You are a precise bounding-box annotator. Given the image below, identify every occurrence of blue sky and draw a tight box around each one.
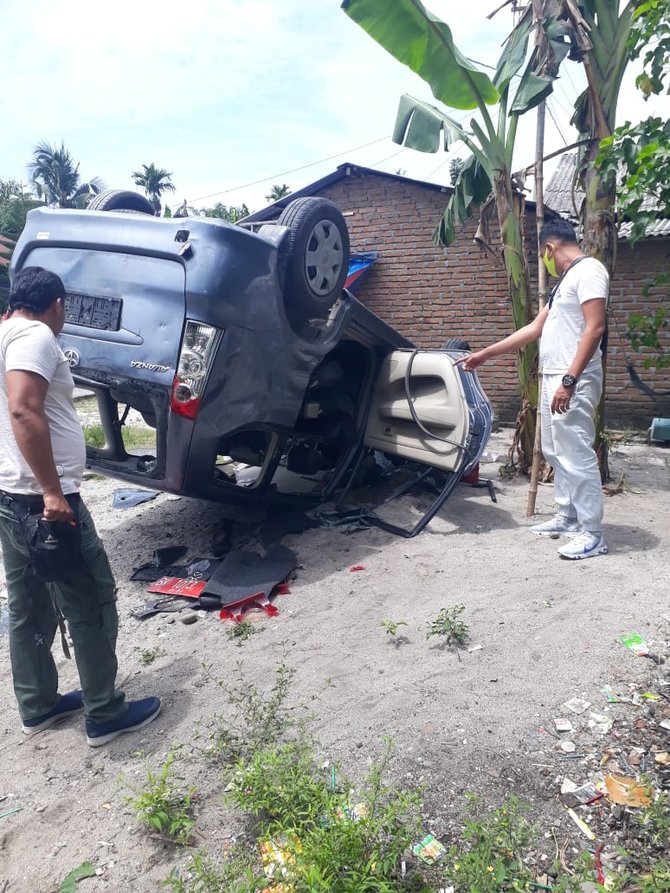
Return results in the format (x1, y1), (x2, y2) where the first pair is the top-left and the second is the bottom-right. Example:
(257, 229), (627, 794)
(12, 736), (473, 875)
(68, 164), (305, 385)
(0, 0), (666, 214)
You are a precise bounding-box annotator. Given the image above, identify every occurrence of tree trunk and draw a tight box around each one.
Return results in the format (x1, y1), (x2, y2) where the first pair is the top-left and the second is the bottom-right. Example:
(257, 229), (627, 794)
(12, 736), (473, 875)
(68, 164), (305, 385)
(580, 58), (616, 482)
(494, 172), (538, 469)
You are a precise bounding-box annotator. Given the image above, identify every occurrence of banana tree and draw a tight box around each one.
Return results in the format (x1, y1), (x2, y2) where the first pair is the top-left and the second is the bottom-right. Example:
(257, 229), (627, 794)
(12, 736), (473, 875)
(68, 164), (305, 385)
(342, 0), (572, 465)
(561, 0), (635, 269)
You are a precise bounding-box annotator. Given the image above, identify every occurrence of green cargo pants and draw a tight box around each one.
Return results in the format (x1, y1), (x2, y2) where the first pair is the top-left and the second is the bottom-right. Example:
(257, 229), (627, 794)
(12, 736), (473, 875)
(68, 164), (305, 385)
(0, 494), (126, 724)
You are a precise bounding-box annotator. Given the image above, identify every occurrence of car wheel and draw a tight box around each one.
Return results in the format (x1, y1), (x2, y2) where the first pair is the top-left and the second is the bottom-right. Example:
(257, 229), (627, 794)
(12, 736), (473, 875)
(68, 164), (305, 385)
(441, 338), (471, 351)
(87, 190), (156, 215)
(277, 197), (350, 318)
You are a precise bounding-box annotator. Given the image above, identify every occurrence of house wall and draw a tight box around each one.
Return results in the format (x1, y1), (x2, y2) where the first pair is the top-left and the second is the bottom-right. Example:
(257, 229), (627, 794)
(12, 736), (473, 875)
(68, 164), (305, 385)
(314, 170), (670, 428)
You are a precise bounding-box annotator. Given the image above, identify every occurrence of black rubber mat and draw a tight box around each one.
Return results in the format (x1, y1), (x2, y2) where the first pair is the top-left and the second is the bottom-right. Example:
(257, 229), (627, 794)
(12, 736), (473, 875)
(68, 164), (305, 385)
(202, 543), (297, 606)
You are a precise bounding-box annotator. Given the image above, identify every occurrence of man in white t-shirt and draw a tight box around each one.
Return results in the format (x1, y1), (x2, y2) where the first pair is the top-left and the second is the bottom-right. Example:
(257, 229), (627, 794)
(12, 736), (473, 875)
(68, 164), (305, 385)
(458, 219), (609, 560)
(0, 267), (161, 744)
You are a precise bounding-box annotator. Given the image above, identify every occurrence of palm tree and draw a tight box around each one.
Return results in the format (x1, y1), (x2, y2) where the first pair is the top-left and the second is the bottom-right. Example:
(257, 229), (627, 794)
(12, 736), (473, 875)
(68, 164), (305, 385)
(27, 141), (103, 208)
(265, 183), (291, 203)
(131, 163), (176, 214)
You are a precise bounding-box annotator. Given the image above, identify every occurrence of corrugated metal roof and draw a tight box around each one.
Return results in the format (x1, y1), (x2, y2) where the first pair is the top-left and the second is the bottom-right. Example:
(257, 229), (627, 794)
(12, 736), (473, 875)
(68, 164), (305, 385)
(619, 218), (670, 240)
(545, 152), (668, 239)
(544, 153), (583, 217)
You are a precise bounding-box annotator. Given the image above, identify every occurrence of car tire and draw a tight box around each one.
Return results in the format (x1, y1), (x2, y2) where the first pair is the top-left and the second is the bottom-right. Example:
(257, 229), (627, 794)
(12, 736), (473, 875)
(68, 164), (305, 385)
(277, 197), (350, 318)
(441, 338), (471, 351)
(87, 190), (156, 215)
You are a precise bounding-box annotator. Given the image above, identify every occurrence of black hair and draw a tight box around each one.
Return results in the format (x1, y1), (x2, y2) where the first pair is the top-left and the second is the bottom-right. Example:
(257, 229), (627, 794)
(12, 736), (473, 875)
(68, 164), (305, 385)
(538, 218), (578, 246)
(8, 267), (65, 313)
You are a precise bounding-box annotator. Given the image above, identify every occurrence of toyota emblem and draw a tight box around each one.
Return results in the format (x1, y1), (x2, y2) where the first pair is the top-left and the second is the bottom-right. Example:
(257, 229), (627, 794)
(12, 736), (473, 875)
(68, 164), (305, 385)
(64, 348), (80, 368)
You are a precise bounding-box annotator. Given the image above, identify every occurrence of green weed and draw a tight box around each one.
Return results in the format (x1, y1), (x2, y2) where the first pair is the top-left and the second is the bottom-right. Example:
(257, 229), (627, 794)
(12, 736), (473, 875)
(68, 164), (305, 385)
(426, 605), (469, 647)
(636, 790), (670, 851)
(139, 645), (166, 665)
(164, 848), (266, 892)
(225, 621), (260, 646)
(381, 620), (408, 637)
(124, 747), (195, 845)
(203, 662), (296, 764)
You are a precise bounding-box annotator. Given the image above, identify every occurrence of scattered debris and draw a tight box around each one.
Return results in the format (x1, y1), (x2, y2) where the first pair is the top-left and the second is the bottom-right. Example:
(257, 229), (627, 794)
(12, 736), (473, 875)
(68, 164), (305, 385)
(554, 717), (573, 733)
(349, 565), (366, 572)
(566, 807), (595, 840)
(146, 578), (206, 599)
(112, 488), (158, 509)
(59, 861), (97, 893)
(180, 613), (199, 625)
(130, 596), (193, 620)
(619, 631), (649, 656)
(0, 805), (23, 819)
(412, 833), (446, 865)
(562, 697), (591, 715)
(604, 774), (652, 807)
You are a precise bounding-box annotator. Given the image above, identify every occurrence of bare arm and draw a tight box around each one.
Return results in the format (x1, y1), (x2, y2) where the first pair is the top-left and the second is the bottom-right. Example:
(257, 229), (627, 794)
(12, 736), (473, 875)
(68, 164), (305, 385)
(6, 370), (74, 521)
(458, 305), (549, 372)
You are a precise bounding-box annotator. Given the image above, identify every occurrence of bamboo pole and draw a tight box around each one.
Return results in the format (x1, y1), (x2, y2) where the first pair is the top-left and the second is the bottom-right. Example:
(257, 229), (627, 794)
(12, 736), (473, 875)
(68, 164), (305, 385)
(526, 99), (547, 517)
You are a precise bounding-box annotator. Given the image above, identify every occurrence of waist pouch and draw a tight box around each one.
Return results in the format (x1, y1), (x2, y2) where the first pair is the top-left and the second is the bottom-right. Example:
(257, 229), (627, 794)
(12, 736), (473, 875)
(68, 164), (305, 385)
(1, 492), (82, 583)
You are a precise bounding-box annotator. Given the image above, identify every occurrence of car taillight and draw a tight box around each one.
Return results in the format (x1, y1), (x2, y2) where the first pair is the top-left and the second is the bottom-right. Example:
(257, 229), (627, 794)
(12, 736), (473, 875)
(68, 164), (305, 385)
(170, 321), (221, 420)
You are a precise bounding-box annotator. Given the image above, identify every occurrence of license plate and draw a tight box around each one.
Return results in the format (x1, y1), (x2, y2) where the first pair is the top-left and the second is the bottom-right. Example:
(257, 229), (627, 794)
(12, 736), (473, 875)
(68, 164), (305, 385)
(65, 292), (122, 331)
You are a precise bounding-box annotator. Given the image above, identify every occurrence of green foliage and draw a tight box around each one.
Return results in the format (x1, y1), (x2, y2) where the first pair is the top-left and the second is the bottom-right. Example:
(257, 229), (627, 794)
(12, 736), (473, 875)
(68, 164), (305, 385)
(28, 141), (103, 208)
(343, 0), (499, 111)
(203, 662), (296, 763)
(200, 202), (249, 223)
(426, 605), (469, 647)
(381, 619), (407, 637)
(226, 737), (423, 892)
(225, 621), (260, 646)
(132, 163), (176, 213)
(124, 747), (195, 845)
(265, 183), (291, 203)
(140, 645), (167, 665)
(598, 116), (670, 244)
(636, 790), (670, 850)
(440, 796), (537, 892)
(595, 0), (670, 367)
(165, 848), (266, 892)
(59, 861), (97, 893)
(630, 0), (670, 98)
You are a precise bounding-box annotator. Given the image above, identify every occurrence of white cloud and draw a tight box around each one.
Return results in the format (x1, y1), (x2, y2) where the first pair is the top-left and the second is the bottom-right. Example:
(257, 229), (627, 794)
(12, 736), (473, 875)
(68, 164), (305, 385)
(1, 0), (667, 214)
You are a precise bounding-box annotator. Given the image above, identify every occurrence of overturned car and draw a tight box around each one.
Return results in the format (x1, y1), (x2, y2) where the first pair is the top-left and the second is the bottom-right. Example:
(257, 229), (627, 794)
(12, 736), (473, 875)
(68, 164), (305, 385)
(11, 190), (493, 536)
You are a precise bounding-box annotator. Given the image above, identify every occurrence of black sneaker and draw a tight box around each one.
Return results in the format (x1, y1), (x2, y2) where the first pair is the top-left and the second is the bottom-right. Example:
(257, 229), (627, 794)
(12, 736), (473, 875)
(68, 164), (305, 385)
(22, 690), (84, 734)
(85, 697), (161, 748)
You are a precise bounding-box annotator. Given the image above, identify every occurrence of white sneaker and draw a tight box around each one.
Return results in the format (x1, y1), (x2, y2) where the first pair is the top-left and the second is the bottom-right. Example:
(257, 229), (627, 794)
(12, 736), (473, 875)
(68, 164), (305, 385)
(529, 516), (580, 537)
(558, 531), (608, 560)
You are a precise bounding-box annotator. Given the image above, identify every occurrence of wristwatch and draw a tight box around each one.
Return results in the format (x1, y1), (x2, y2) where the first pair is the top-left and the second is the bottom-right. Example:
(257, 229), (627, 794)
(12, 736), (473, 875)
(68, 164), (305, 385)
(562, 374), (577, 389)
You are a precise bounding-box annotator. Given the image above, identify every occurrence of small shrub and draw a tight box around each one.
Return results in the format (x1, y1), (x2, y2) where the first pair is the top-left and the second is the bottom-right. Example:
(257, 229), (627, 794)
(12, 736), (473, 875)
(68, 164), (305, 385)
(226, 621), (260, 646)
(125, 747), (195, 845)
(426, 605), (469, 647)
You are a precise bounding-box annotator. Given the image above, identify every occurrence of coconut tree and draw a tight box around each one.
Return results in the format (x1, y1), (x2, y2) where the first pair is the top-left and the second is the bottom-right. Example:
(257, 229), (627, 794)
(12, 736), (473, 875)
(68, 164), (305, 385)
(265, 183), (292, 203)
(28, 142), (103, 208)
(131, 163), (176, 214)
(342, 0), (572, 464)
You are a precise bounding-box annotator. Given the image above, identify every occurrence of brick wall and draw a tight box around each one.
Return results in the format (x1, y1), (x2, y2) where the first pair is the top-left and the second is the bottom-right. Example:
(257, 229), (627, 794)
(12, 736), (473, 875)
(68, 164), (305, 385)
(315, 170), (670, 428)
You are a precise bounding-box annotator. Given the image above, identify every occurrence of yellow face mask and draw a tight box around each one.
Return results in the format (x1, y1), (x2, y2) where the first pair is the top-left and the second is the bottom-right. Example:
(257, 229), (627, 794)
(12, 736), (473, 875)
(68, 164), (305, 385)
(542, 246), (558, 279)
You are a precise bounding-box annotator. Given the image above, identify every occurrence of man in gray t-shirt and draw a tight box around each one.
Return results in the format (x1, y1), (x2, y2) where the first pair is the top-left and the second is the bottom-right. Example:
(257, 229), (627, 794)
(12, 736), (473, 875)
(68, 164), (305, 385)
(458, 219), (609, 561)
(0, 267), (160, 745)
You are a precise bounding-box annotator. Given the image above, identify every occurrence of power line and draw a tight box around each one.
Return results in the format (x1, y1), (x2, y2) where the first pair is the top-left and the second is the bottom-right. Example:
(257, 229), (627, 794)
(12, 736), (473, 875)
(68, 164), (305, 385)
(546, 98), (569, 145)
(173, 135), (391, 208)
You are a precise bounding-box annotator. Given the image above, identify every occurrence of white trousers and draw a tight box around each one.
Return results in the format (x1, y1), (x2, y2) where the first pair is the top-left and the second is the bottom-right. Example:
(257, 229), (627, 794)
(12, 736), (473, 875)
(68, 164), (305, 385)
(540, 370), (604, 533)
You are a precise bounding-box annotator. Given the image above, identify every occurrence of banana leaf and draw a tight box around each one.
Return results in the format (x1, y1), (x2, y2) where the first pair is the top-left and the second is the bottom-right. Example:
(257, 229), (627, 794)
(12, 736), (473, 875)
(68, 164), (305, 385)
(433, 153), (493, 247)
(342, 0), (498, 110)
(392, 94), (467, 153)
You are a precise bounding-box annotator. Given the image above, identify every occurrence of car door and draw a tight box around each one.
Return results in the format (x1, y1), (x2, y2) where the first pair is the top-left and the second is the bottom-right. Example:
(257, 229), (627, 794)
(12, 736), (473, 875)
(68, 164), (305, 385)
(364, 349), (471, 472)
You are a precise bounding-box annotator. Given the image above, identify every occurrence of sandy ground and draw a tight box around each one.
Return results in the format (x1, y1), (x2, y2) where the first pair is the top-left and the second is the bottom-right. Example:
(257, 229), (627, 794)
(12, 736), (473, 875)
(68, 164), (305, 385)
(0, 431), (668, 892)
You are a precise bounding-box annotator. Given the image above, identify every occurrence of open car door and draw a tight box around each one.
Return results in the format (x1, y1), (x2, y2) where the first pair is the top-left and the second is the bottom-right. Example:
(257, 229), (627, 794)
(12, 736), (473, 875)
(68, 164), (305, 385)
(361, 348), (493, 537)
(365, 349), (472, 471)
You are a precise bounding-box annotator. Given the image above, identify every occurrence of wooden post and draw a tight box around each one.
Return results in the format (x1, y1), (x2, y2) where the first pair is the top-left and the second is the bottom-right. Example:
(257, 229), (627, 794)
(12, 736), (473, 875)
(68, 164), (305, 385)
(527, 99), (547, 517)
